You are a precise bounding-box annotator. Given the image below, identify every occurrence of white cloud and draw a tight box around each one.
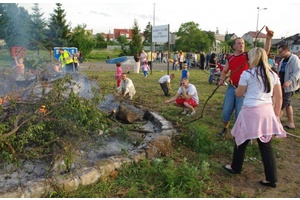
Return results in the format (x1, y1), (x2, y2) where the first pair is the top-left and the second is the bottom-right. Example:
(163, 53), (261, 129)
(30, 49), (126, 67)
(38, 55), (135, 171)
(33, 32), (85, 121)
(17, 1), (300, 38)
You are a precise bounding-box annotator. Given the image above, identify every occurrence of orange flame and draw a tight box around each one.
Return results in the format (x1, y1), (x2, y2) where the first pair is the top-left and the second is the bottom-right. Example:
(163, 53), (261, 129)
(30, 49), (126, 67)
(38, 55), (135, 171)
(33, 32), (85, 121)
(39, 105), (47, 114)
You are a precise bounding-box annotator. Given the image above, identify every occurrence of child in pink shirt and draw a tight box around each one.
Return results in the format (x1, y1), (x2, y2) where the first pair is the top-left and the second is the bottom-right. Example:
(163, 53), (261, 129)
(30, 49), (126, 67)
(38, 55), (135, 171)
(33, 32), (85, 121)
(126, 65), (130, 74)
(141, 60), (150, 78)
(115, 61), (122, 87)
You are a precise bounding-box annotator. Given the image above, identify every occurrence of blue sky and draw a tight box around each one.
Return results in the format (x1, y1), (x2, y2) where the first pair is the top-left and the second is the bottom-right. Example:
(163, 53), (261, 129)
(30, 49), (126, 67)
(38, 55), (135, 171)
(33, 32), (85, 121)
(17, 0), (300, 39)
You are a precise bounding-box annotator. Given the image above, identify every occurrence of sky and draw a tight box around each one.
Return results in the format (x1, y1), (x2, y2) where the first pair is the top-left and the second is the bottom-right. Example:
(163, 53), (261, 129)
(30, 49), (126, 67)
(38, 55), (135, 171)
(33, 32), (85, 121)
(17, 0), (300, 39)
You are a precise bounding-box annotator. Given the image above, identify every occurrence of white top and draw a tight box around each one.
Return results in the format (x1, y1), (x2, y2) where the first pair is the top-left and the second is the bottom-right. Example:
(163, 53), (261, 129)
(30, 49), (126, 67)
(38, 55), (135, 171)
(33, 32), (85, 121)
(117, 78), (136, 97)
(239, 67), (280, 107)
(193, 54), (197, 60)
(158, 75), (170, 84)
(140, 52), (147, 62)
(177, 83), (199, 104)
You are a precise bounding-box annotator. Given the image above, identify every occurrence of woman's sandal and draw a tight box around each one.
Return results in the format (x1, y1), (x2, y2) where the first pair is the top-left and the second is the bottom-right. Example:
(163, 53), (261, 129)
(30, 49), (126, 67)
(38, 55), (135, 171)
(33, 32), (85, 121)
(222, 165), (237, 174)
(259, 180), (276, 188)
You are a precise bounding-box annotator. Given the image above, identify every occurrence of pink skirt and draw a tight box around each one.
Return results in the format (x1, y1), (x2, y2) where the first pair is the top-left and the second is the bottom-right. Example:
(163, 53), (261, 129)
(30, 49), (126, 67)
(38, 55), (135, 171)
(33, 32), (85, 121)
(231, 103), (286, 146)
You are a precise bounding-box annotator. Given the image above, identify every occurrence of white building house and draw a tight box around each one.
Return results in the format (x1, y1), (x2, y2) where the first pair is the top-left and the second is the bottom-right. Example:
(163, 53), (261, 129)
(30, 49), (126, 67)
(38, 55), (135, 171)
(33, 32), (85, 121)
(242, 31), (267, 47)
(275, 33), (300, 54)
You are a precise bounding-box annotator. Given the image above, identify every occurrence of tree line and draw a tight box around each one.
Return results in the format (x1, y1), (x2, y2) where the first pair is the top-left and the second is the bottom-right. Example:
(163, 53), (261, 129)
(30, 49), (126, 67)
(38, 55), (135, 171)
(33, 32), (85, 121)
(0, 3), (251, 59)
(0, 3), (95, 58)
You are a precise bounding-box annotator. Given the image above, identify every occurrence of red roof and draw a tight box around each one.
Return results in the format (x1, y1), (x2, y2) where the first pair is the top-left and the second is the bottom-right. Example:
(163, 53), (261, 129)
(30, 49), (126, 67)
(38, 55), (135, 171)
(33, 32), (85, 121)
(246, 31), (267, 38)
(114, 29), (133, 39)
(101, 33), (113, 38)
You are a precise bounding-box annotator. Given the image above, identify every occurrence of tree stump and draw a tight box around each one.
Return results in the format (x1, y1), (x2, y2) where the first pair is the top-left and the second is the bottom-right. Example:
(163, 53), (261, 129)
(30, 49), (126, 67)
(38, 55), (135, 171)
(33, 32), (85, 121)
(117, 105), (142, 123)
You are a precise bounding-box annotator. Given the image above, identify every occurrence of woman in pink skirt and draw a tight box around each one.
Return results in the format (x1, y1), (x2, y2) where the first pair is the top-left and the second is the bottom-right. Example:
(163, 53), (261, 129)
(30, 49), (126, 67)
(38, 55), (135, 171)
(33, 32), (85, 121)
(222, 47), (286, 188)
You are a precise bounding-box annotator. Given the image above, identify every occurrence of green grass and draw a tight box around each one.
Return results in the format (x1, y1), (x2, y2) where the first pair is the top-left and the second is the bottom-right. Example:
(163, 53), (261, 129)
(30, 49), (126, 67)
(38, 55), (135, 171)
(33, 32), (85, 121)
(1, 45), (298, 197)
(74, 69), (300, 197)
(48, 69), (243, 197)
(86, 49), (122, 62)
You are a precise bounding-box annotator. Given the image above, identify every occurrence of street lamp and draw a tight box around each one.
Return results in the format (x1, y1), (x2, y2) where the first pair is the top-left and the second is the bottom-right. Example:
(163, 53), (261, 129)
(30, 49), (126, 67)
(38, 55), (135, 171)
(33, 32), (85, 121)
(256, 7), (267, 37)
(153, 3), (155, 52)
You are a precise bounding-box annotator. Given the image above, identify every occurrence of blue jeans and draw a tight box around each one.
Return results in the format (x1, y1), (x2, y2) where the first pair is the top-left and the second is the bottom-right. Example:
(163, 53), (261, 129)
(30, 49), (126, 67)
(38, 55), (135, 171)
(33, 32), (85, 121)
(208, 68), (215, 83)
(143, 70), (147, 77)
(186, 59), (191, 69)
(222, 85), (244, 122)
(159, 57), (161, 63)
(172, 60), (178, 70)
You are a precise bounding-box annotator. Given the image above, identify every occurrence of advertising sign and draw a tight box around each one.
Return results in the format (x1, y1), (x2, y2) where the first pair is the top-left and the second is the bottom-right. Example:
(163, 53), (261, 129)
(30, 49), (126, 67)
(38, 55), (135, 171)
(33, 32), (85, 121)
(152, 25), (169, 43)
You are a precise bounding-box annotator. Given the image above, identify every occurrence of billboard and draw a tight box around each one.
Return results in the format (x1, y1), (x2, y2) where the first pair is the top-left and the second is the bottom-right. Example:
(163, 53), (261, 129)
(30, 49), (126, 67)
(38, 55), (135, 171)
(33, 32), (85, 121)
(152, 25), (169, 43)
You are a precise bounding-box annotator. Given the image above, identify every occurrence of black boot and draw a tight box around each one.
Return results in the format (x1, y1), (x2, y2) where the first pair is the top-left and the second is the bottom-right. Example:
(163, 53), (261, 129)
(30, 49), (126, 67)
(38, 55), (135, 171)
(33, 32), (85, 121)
(217, 128), (228, 137)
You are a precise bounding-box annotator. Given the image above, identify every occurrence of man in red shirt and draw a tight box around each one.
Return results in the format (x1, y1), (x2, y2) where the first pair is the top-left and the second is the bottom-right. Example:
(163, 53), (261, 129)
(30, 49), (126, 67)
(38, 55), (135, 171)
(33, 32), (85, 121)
(217, 27), (274, 137)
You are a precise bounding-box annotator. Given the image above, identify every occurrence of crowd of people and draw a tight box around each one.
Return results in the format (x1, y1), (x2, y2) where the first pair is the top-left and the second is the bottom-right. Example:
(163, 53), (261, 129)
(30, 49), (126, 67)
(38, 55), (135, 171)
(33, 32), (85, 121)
(113, 26), (300, 189)
(11, 26), (300, 189)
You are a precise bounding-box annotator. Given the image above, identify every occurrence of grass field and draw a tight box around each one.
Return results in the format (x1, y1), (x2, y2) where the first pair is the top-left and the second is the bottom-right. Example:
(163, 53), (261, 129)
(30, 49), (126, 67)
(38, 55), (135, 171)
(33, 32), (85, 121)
(47, 68), (300, 198)
(0, 48), (299, 197)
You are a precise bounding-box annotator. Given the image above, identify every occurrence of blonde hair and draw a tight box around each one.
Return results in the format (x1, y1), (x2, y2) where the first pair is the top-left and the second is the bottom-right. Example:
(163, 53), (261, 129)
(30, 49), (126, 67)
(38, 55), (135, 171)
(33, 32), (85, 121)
(183, 64), (187, 69)
(248, 47), (272, 93)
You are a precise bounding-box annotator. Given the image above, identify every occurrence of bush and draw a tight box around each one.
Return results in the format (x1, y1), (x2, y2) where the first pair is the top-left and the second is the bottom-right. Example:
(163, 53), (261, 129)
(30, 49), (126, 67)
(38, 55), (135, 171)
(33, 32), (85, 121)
(0, 74), (110, 166)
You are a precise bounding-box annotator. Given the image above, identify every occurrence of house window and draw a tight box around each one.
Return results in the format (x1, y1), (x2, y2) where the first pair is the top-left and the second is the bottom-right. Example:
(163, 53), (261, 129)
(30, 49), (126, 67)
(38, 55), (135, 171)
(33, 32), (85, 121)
(297, 47), (299, 50)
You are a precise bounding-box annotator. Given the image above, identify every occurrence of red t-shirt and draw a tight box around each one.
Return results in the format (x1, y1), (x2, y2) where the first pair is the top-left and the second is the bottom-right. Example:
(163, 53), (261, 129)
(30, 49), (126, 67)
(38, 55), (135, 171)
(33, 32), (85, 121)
(228, 52), (249, 85)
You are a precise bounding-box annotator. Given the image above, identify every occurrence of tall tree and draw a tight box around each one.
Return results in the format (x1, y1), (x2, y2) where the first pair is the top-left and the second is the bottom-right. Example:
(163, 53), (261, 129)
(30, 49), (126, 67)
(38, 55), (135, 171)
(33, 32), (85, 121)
(30, 3), (47, 43)
(47, 3), (71, 49)
(0, 3), (32, 49)
(143, 22), (152, 45)
(117, 35), (128, 46)
(175, 21), (216, 53)
(129, 19), (142, 55)
(95, 33), (106, 49)
(106, 34), (110, 42)
(0, 4), (7, 39)
(70, 24), (95, 58)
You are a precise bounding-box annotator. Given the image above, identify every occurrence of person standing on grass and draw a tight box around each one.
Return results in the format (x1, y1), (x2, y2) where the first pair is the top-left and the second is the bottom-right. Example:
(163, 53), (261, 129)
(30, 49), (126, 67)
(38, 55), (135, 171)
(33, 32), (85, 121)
(158, 51), (162, 63)
(79, 51), (83, 63)
(164, 78), (199, 117)
(73, 53), (79, 72)
(172, 50), (179, 70)
(153, 51), (157, 63)
(200, 51), (205, 70)
(181, 64), (189, 86)
(147, 51), (154, 71)
(106, 53), (110, 63)
(141, 60), (150, 78)
(222, 47), (286, 188)
(205, 51), (211, 70)
(192, 52), (197, 68)
(277, 44), (300, 129)
(179, 51), (185, 70)
(158, 74), (175, 96)
(162, 52), (167, 63)
(140, 49), (147, 66)
(217, 26), (274, 137)
(134, 52), (140, 73)
(208, 53), (217, 84)
(115, 61), (122, 87)
(185, 50), (192, 70)
(59, 48), (74, 73)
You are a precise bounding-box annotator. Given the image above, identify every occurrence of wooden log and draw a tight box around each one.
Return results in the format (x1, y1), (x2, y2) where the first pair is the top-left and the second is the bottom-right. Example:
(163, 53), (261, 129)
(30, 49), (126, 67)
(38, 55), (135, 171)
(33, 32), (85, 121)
(117, 105), (141, 124)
